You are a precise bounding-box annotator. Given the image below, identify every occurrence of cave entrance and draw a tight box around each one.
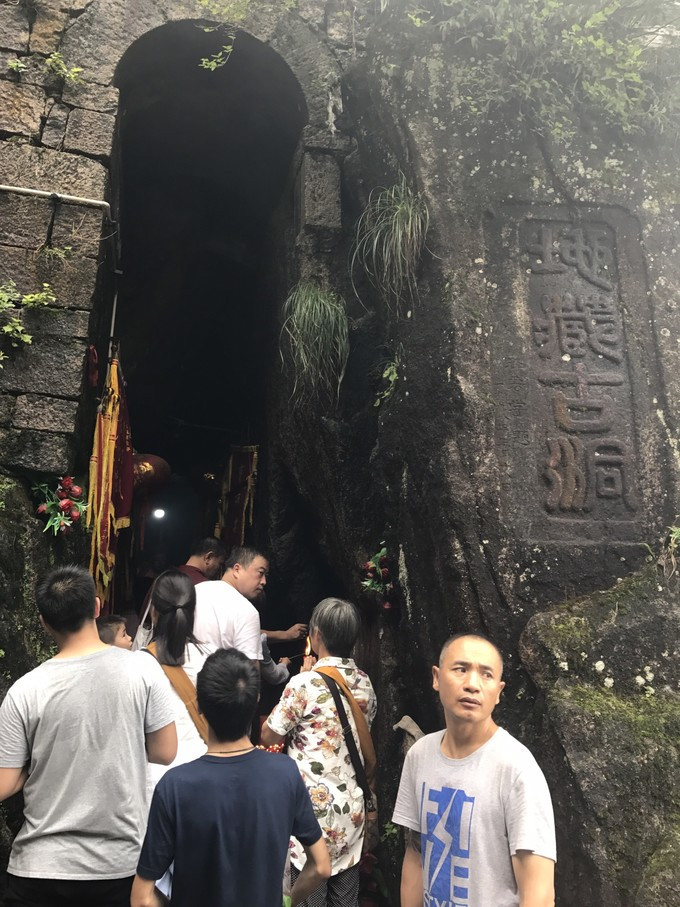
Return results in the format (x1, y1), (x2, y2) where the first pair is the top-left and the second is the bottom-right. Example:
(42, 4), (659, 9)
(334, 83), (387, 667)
(112, 22), (307, 618)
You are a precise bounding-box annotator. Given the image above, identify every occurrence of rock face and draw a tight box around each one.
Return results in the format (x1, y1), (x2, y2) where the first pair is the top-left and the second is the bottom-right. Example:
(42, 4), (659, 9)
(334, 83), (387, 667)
(1, 1), (680, 904)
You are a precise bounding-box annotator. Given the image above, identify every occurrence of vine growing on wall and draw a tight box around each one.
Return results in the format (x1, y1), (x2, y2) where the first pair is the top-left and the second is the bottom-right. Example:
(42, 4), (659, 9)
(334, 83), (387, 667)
(196, 0), (297, 22)
(0, 281), (55, 369)
(403, 0), (680, 146)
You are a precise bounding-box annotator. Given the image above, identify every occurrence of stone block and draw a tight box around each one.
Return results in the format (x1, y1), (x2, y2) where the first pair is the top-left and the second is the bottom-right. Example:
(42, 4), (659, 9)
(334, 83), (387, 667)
(0, 393), (15, 426)
(51, 205), (106, 259)
(22, 306), (90, 340)
(61, 80), (118, 114)
(0, 54), (51, 89)
(0, 334), (86, 399)
(29, 4), (68, 55)
(64, 108), (115, 160)
(302, 152), (342, 230)
(0, 6), (29, 53)
(0, 142), (107, 200)
(60, 0), (165, 86)
(0, 194), (52, 249)
(0, 81), (45, 137)
(0, 245), (99, 311)
(0, 426), (74, 473)
(41, 101), (70, 150)
(12, 394), (78, 432)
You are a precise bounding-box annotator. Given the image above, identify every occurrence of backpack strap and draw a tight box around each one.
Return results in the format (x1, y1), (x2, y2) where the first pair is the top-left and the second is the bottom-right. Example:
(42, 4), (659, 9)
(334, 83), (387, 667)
(315, 667), (376, 802)
(146, 642), (209, 745)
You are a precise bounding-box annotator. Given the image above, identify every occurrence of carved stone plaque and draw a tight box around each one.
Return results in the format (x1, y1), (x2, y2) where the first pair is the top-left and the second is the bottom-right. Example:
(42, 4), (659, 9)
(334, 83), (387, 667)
(488, 207), (649, 542)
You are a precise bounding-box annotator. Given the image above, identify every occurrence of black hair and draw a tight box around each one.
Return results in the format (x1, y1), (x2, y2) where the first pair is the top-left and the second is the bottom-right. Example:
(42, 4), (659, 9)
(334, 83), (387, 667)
(197, 648), (260, 742)
(96, 614), (126, 645)
(150, 569), (198, 666)
(309, 597), (360, 658)
(188, 537), (227, 559)
(36, 565), (97, 634)
(438, 633), (504, 673)
(224, 546), (268, 571)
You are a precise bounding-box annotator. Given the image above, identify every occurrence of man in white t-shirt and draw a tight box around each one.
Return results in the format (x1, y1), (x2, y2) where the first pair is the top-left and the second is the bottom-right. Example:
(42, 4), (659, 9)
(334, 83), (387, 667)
(0, 565), (177, 907)
(193, 547), (269, 662)
(393, 634), (556, 907)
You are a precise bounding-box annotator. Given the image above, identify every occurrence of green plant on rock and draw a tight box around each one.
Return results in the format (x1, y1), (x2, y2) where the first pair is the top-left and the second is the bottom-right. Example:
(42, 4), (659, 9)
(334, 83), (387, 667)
(36, 245), (73, 268)
(199, 39), (235, 70)
(44, 52), (83, 85)
(280, 281), (349, 407)
(196, 0), (297, 22)
(405, 0), (680, 147)
(0, 280), (56, 368)
(658, 525), (680, 582)
(374, 352), (400, 407)
(7, 58), (27, 74)
(352, 174), (429, 313)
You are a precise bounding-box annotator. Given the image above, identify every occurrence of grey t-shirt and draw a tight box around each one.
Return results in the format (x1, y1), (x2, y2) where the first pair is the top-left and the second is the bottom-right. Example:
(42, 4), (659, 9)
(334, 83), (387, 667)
(0, 647), (175, 880)
(393, 727), (556, 907)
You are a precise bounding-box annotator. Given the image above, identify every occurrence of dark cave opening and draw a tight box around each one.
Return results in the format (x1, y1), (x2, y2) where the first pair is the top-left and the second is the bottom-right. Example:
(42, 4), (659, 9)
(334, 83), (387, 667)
(111, 21), (318, 625)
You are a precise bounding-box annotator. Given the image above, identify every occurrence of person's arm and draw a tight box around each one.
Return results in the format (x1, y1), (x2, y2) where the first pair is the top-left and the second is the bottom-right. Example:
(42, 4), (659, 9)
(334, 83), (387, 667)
(264, 623), (308, 642)
(130, 876), (164, 907)
(290, 837), (331, 906)
(511, 851), (555, 907)
(0, 766), (27, 802)
(260, 722), (286, 748)
(401, 828), (423, 907)
(145, 722), (177, 765)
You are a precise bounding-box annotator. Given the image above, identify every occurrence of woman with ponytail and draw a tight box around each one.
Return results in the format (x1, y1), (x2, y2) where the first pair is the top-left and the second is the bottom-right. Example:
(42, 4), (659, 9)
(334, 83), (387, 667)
(145, 569), (214, 795)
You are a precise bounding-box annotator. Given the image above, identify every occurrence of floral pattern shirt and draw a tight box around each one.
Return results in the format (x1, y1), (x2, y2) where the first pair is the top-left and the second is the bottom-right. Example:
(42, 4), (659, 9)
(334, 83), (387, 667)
(266, 656), (377, 873)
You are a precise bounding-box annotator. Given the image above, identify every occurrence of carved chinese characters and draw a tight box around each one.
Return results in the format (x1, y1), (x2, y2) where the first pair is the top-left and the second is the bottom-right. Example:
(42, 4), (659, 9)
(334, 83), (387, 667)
(492, 212), (641, 541)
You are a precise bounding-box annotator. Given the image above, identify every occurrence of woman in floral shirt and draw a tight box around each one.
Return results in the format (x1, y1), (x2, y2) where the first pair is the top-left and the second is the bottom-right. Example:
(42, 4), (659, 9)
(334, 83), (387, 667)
(262, 598), (377, 907)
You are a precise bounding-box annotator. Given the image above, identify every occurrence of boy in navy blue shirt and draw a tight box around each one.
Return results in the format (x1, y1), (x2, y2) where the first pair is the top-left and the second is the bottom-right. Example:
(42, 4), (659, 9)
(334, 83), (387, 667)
(131, 648), (330, 907)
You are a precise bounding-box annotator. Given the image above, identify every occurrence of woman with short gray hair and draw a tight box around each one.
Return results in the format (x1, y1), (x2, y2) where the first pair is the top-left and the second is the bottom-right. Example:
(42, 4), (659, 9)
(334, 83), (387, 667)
(262, 598), (377, 907)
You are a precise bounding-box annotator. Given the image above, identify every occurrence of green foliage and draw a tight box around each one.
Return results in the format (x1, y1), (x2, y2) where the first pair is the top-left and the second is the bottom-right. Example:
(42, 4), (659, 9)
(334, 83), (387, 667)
(7, 58), (27, 74)
(280, 281), (349, 407)
(407, 0), (680, 144)
(352, 174), (429, 313)
(37, 245), (73, 267)
(44, 52), (83, 84)
(196, 0), (297, 22)
(0, 281), (56, 368)
(658, 525), (680, 582)
(199, 41), (234, 70)
(374, 353), (400, 407)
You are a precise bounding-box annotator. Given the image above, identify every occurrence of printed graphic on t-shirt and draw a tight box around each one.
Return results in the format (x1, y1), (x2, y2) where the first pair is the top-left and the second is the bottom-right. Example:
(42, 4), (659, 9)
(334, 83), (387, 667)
(419, 782), (475, 907)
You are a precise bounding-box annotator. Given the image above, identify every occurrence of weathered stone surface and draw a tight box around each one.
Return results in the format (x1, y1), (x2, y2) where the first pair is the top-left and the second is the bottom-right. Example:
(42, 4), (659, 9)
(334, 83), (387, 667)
(0, 394), (15, 426)
(0, 244), (100, 310)
(302, 152), (342, 229)
(0, 81), (45, 137)
(0, 426), (74, 473)
(0, 476), (55, 873)
(41, 100), (70, 150)
(51, 204), (106, 259)
(0, 143), (107, 200)
(61, 79), (119, 114)
(0, 334), (86, 399)
(22, 306), (90, 340)
(0, 194), (52, 249)
(12, 394), (79, 432)
(60, 0), (165, 86)
(522, 566), (680, 905)
(64, 108), (115, 159)
(29, 2), (69, 55)
(0, 53), (51, 89)
(0, 6), (29, 53)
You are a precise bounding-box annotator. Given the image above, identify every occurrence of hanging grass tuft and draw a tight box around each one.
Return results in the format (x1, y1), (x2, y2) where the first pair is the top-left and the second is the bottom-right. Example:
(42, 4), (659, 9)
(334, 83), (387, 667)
(352, 173), (429, 313)
(280, 281), (349, 407)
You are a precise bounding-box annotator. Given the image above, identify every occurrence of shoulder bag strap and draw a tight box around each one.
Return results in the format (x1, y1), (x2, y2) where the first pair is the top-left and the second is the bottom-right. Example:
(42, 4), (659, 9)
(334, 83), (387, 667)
(317, 672), (372, 803)
(145, 642), (210, 745)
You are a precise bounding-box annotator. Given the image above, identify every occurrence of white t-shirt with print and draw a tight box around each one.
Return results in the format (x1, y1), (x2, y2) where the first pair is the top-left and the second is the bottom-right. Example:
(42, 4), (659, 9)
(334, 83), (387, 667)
(393, 728), (556, 907)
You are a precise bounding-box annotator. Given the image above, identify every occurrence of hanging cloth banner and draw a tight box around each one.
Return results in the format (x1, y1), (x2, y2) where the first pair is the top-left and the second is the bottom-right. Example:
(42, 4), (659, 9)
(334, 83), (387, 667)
(215, 445), (258, 550)
(86, 356), (134, 612)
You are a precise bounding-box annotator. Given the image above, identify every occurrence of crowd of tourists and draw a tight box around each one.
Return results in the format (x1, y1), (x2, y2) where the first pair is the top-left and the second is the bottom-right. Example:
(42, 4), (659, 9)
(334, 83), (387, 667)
(0, 539), (556, 907)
